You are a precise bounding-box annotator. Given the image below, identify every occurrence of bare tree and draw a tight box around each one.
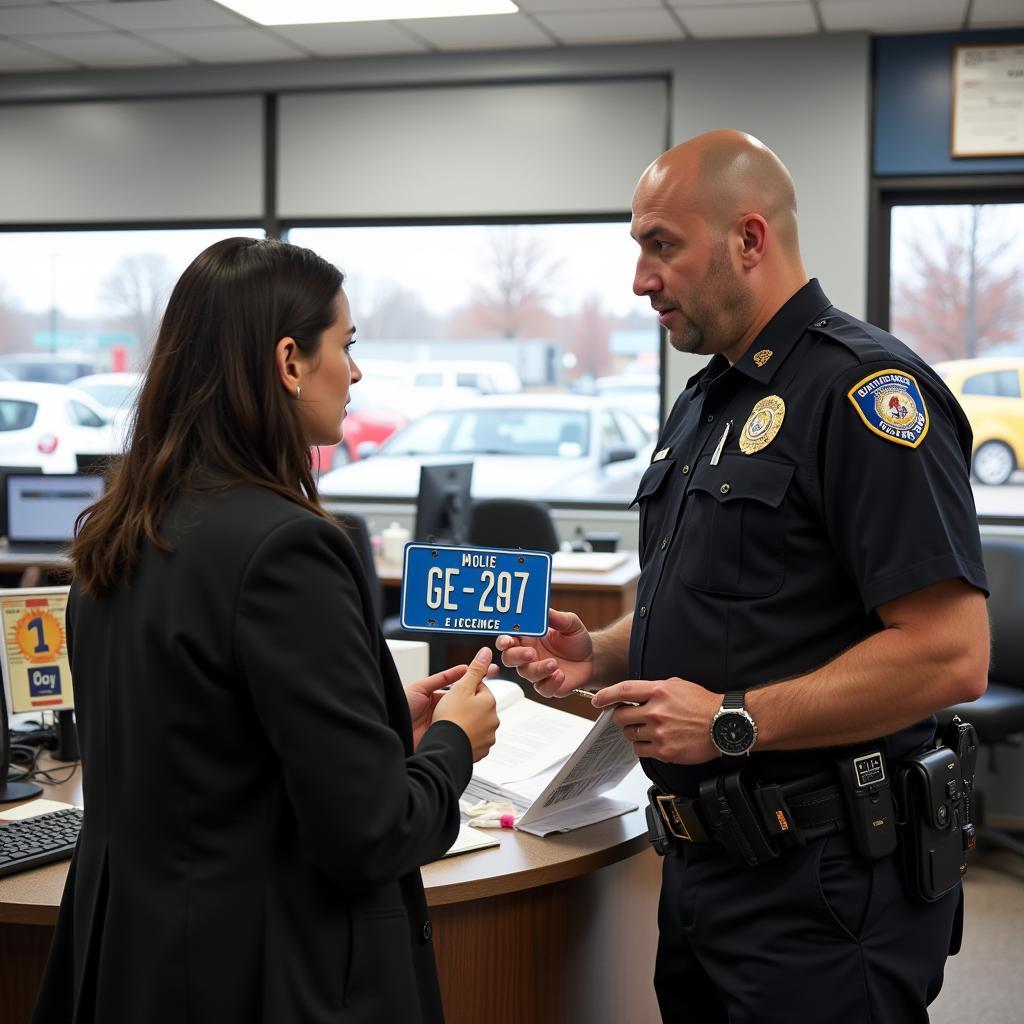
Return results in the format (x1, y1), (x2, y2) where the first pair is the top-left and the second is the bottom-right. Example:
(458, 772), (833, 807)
(99, 252), (175, 357)
(449, 228), (561, 339)
(891, 206), (1024, 362)
(350, 280), (439, 340)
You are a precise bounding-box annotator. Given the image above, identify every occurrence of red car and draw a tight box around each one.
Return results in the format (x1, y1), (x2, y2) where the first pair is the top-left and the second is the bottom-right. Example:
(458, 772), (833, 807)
(312, 388), (407, 472)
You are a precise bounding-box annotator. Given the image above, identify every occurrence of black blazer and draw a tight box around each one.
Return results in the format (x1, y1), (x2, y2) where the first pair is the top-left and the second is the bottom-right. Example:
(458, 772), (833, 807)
(33, 485), (471, 1024)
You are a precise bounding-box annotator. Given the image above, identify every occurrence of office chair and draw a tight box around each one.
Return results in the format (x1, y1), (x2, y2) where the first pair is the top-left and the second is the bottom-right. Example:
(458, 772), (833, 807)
(335, 511), (453, 673)
(937, 537), (1024, 859)
(468, 498), (560, 554)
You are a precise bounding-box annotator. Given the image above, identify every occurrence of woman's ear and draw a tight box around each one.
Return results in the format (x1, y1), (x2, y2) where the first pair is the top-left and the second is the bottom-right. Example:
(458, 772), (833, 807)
(275, 336), (301, 398)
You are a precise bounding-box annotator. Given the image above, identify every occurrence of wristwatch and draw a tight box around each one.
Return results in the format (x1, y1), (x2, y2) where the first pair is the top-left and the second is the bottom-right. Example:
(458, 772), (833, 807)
(710, 690), (757, 756)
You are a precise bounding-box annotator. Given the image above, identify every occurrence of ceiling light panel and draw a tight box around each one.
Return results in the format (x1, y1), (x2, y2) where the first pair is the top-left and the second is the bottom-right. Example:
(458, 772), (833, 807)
(212, 0), (518, 25)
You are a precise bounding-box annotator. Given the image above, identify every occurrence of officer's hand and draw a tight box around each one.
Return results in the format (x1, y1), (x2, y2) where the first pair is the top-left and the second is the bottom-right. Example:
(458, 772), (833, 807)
(592, 677), (720, 764)
(495, 608), (594, 698)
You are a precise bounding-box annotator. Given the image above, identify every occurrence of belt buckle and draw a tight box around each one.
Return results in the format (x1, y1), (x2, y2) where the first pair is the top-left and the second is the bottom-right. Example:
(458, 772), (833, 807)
(656, 794), (692, 842)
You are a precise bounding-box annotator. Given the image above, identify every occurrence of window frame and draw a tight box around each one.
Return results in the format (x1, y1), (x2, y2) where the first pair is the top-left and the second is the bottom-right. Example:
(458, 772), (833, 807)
(868, 174), (1024, 526)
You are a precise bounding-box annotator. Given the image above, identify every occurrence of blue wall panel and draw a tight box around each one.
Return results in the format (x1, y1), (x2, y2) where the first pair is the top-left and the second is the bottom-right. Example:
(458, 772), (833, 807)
(875, 28), (1024, 176)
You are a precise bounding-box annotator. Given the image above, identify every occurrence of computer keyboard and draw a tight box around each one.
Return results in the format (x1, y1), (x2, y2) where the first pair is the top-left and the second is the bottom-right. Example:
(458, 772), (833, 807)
(0, 807), (82, 878)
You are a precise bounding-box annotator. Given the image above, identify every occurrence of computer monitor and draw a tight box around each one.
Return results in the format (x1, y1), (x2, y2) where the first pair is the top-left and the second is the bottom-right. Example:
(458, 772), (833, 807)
(0, 466), (42, 540)
(0, 585), (74, 800)
(414, 462), (473, 545)
(4, 473), (105, 548)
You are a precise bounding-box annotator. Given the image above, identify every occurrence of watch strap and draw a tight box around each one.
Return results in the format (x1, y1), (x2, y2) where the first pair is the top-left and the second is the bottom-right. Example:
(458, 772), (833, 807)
(721, 690), (745, 711)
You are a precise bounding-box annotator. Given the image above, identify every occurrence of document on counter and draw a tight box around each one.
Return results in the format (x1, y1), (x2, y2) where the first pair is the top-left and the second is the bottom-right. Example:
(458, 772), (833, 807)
(443, 823), (500, 858)
(465, 680), (639, 837)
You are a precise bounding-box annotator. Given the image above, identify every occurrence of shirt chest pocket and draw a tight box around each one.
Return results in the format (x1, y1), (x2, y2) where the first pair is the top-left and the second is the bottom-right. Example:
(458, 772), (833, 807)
(630, 458), (676, 562)
(679, 454), (796, 597)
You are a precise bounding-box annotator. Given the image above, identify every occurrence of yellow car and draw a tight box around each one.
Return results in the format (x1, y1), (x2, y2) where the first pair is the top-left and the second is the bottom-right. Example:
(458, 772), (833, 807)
(933, 358), (1024, 486)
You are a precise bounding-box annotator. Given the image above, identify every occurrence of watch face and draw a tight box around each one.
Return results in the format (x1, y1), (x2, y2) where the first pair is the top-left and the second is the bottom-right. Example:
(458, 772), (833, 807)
(712, 712), (755, 755)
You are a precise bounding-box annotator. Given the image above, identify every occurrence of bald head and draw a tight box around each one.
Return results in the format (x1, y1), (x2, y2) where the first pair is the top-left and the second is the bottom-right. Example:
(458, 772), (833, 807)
(636, 130), (800, 258)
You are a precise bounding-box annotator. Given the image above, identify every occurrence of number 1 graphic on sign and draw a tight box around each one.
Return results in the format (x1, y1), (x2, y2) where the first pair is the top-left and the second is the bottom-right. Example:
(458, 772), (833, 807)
(27, 616), (50, 654)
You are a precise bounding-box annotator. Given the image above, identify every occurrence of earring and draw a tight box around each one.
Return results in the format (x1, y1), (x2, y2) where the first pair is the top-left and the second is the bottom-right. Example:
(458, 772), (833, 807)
(295, 385), (301, 400)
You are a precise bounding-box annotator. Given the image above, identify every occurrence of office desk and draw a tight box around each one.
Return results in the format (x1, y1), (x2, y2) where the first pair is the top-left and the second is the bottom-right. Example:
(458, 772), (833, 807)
(0, 763), (661, 1024)
(0, 545), (71, 576)
(376, 551), (641, 633)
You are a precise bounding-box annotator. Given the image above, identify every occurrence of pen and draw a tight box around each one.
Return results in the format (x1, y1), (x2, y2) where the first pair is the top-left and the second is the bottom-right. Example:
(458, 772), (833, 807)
(571, 688), (641, 707)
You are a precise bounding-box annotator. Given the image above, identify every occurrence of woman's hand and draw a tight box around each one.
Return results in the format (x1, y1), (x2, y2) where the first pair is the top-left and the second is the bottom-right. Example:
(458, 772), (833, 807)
(433, 647), (501, 762)
(406, 654), (499, 750)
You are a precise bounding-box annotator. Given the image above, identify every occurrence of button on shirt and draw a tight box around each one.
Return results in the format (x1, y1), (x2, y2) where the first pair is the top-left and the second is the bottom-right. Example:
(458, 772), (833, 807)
(629, 279), (988, 797)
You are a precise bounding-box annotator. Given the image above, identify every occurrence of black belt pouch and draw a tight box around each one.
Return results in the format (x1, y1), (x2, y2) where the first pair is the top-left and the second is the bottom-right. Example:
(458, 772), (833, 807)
(896, 747), (966, 902)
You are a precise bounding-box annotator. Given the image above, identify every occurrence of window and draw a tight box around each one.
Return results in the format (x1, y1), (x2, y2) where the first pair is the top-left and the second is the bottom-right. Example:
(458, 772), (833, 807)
(889, 202), (1024, 506)
(67, 401), (106, 429)
(288, 222), (659, 504)
(0, 228), (264, 375)
(962, 370), (1021, 398)
(0, 400), (36, 432)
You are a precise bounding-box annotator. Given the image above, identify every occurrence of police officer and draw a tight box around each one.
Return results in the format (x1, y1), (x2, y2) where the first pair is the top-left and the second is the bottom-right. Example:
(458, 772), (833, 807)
(497, 130), (990, 1023)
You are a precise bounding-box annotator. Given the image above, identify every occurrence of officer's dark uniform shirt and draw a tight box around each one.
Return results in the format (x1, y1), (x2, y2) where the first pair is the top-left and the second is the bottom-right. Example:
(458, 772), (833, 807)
(630, 279), (988, 798)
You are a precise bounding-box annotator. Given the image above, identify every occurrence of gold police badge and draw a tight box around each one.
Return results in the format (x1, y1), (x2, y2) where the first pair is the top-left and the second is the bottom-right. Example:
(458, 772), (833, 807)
(740, 395), (786, 454)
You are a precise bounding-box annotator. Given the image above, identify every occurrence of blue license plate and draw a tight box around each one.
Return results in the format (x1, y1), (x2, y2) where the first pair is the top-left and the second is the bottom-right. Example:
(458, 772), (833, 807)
(400, 543), (552, 637)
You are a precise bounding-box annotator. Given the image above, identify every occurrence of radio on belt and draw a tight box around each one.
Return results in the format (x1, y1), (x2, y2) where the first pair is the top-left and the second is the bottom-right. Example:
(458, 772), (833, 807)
(399, 543), (552, 637)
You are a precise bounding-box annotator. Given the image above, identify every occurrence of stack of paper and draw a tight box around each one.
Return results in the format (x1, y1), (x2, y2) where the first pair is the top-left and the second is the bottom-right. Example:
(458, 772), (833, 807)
(466, 681), (639, 836)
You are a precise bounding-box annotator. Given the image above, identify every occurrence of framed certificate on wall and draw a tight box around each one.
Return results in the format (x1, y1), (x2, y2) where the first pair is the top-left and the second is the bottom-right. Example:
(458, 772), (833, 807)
(952, 43), (1024, 158)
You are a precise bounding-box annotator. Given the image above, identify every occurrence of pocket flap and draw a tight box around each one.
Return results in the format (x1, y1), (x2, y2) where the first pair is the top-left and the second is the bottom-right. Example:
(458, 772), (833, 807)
(689, 454), (795, 509)
(629, 457), (676, 508)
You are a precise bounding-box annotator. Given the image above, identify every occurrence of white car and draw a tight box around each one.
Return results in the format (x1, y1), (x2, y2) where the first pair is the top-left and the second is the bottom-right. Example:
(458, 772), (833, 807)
(0, 381), (120, 473)
(70, 372), (143, 447)
(318, 394), (654, 503)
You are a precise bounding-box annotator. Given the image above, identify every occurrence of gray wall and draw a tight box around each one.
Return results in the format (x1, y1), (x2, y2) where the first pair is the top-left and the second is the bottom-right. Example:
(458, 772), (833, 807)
(0, 96), (263, 223)
(279, 78), (668, 218)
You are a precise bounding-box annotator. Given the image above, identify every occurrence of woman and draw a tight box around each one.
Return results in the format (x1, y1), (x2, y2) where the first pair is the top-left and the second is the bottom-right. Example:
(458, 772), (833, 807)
(33, 237), (499, 1024)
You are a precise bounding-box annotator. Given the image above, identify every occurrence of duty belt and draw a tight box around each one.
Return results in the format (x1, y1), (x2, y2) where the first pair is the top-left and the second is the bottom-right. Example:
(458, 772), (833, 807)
(647, 769), (846, 867)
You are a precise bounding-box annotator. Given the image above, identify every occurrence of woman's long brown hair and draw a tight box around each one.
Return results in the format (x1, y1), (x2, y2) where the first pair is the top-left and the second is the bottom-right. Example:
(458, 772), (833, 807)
(72, 236), (343, 597)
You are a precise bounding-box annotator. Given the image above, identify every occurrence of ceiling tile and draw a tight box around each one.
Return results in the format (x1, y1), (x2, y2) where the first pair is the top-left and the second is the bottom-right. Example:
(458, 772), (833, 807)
(0, 3), (110, 35)
(673, 2), (816, 38)
(400, 12), (554, 49)
(140, 26), (309, 63)
(671, 0), (814, 5)
(515, 0), (649, 11)
(62, 0), (250, 31)
(271, 21), (428, 56)
(0, 36), (76, 69)
(969, 0), (1024, 27)
(537, 8), (684, 44)
(819, 0), (966, 33)
(21, 31), (188, 66)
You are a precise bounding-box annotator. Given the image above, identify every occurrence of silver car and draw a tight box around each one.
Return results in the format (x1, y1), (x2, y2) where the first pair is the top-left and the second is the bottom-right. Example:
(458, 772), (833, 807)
(318, 394), (654, 503)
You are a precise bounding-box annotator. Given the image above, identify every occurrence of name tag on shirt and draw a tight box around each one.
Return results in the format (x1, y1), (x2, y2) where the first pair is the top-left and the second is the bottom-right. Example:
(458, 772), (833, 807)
(400, 543), (551, 636)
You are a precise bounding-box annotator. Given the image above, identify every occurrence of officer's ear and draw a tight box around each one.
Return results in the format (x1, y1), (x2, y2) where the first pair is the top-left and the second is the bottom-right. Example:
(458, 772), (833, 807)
(735, 214), (768, 269)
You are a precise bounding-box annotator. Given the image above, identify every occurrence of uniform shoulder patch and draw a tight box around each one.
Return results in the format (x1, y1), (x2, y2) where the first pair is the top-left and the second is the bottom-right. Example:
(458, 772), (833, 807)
(846, 368), (929, 449)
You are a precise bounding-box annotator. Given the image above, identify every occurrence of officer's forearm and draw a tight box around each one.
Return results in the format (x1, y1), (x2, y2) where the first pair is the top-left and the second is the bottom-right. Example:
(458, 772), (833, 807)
(589, 612), (634, 686)
(745, 579), (989, 751)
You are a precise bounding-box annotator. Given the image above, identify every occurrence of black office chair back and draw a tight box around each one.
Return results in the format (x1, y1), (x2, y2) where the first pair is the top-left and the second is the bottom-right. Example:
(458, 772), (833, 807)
(468, 498), (559, 553)
(982, 538), (1024, 689)
(335, 511), (384, 620)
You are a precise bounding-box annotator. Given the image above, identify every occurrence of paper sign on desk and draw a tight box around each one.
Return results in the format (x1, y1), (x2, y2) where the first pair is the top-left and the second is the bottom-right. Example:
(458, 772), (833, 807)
(465, 681), (639, 837)
(0, 587), (73, 712)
